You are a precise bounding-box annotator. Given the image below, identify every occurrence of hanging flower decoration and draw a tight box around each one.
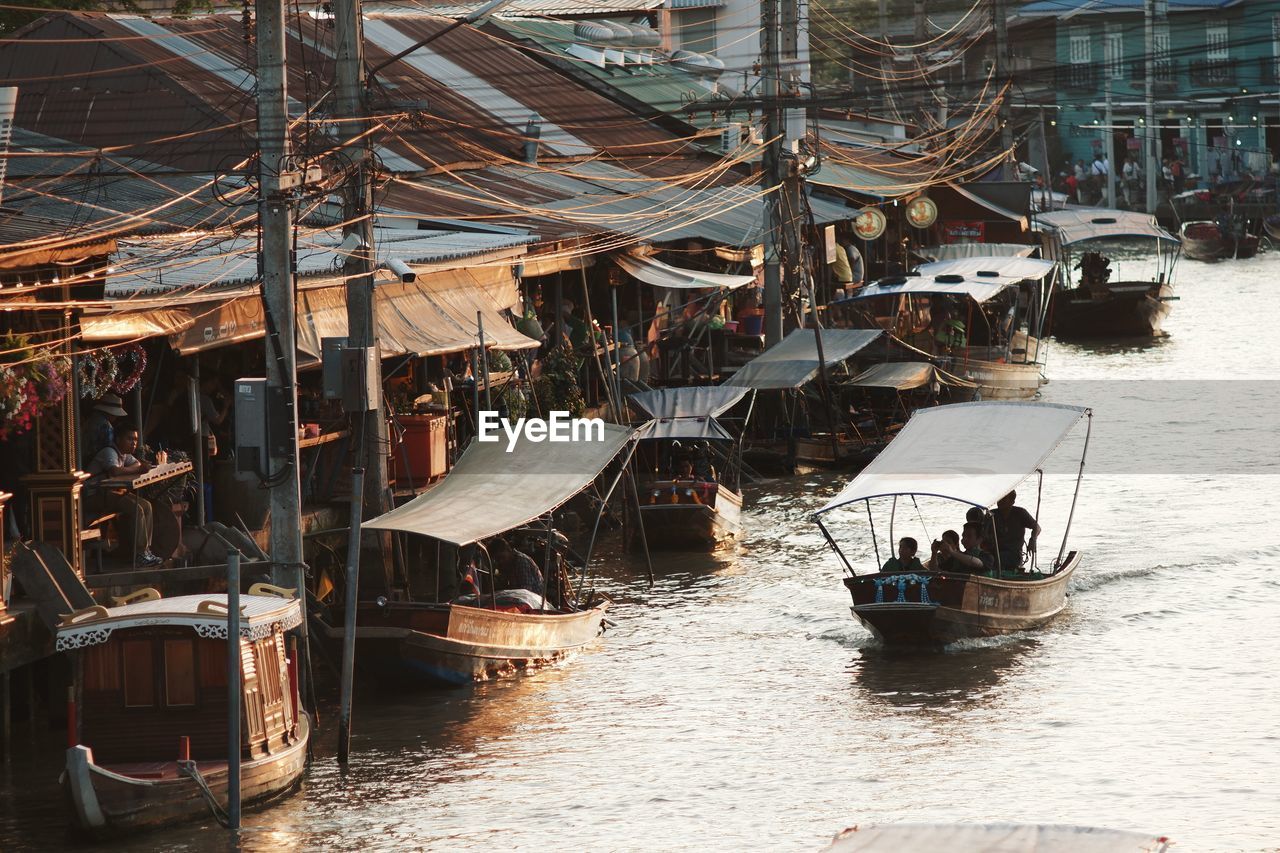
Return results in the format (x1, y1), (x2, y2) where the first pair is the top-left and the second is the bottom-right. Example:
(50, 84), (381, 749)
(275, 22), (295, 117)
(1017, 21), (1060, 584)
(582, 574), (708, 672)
(109, 343), (147, 395)
(0, 334), (72, 440)
(78, 349), (118, 400)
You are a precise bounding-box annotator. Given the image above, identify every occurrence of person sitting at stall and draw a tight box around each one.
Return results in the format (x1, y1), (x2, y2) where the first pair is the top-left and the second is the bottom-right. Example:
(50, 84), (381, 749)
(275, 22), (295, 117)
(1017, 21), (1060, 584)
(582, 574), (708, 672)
(881, 537), (924, 573)
(932, 308), (967, 353)
(992, 490), (1040, 574)
(82, 393), (127, 468)
(86, 424), (163, 568)
(489, 537), (544, 595)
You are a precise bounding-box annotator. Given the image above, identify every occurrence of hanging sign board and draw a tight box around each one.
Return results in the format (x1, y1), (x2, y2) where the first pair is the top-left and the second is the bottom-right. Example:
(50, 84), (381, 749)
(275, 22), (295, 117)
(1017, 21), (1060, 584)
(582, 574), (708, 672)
(943, 220), (985, 243)
(853, 208), (887, 241)
(824, 224), (837, 264)
(906, 197), (938, 229)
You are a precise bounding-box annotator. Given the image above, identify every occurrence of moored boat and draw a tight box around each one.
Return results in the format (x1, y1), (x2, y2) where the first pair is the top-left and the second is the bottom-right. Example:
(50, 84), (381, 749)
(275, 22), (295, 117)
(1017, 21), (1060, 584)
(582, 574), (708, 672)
(57, 588), (308, 837)
(823, 822), (1170, 852)
(1037, 209), (1179, 339)
(812, 401), (1091, 647)
(1180, 219), (1259, 261)
(336, 423), (636, 687)
(1264, 213), (1280, 241)
(852, 255), (1057, 399)
(628, 386), (751, 551)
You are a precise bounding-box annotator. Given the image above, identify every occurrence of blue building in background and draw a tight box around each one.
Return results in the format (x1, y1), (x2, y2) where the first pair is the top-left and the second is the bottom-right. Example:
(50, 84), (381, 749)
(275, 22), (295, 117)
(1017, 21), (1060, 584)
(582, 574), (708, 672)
(1019, 0), (1280, 186)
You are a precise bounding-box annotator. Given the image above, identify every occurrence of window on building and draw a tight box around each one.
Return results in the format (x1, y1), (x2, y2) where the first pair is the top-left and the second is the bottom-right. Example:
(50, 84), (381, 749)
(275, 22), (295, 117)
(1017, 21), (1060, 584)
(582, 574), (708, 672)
(1155, 23), (1172, 81)
(1204, 23), (1230, 84)
(1068, 26), (1092, 88)
(1104, 25), (1125, 80)
(1272, 14), (1280, 83)
(677, 8), (717, 54)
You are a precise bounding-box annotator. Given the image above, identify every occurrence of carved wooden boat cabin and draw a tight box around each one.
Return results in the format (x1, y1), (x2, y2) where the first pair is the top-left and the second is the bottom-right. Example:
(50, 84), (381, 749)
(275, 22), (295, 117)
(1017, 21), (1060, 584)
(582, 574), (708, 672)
(332, 424), (637, 686)
(58, 588), (308, 837)
(813, 401), (1092, 647)
(628, 386), (751, 551)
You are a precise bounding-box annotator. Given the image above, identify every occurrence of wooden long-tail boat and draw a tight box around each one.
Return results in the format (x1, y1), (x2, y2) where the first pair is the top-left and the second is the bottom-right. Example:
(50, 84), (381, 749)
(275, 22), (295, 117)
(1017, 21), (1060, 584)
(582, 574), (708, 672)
(58, 588), (308, 837)
(333, 423), (637, 687)
(629, 386), (751, 551)
(1038, 209), (1179, 339)
(813, 401), (1092, 647)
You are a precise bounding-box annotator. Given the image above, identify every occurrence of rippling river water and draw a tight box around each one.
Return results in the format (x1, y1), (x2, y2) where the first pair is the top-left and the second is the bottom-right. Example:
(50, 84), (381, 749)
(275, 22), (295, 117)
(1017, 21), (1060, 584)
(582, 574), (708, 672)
(3, 254), (1279, 852)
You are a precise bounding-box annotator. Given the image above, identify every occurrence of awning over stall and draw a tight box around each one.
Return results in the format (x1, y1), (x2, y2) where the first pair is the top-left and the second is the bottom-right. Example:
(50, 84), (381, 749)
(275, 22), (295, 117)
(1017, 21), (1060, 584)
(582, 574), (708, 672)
(628, 386), (750, 441)
(1034, 209), (1178, 244)
(724, 328), (883, 390)
(816, 401), (1089, 512)
(81, 307), (196, 342)
(842, 362), (975, 390)
(615, 252), (755, 290)
(363, 423), (635, 546)
(913, 243), (1037, 262)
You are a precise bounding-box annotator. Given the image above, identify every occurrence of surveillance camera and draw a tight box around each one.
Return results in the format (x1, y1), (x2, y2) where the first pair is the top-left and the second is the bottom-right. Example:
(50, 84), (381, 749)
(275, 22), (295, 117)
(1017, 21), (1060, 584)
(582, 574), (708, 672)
(387, 257), (416, 283)
(337, 232), (367, 255)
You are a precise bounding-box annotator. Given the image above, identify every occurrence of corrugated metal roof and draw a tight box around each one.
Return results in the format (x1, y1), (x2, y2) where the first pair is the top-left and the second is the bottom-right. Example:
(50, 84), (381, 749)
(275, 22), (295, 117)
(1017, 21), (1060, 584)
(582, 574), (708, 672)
(379, 0), (664, 16)
(105, 226), (533, 296)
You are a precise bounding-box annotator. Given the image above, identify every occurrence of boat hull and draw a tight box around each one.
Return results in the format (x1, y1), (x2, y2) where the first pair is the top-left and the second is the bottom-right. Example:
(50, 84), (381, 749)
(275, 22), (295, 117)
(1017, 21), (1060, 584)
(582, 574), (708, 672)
(637, 488), (742, 550)
(951, 358), (1043, 400)
(342, 603), (608, 687)
(1051, 283), (1172, 339)
(64, 714), (309, 837)
(844, 553), (1079, 646)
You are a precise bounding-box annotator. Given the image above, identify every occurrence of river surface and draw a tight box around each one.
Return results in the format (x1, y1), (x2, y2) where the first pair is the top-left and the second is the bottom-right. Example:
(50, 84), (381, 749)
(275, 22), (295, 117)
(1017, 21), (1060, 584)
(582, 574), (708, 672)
(3, 253), (1279, 852)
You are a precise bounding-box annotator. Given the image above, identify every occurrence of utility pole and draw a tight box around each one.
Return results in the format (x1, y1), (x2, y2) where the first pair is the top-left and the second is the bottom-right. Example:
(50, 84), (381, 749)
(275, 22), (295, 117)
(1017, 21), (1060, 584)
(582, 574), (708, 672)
(1144, 0), (1158, 214)
(761, 0), (784, 347)
(1104, 78), (1117, 207)
(993, 0), (1012, 162)
(255, 0), (305, 590)
(333, 0), (394, 590)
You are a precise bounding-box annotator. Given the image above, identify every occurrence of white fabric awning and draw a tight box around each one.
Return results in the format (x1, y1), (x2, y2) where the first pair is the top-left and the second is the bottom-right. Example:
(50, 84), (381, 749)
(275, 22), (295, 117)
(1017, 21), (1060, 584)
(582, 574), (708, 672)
(628, 386), (750, 441)
(816, 401), (1088, 512)
(363, 423), (634, 545)
(913, 243), (1037, 262)
(842, 362), (975, 391)
(1034, 209), (1178, 244)
(855, 277), (1009, 304)
(913, 256), (1057, 284)
(724, 328), (884, 390)
(615, 252), (755, 290)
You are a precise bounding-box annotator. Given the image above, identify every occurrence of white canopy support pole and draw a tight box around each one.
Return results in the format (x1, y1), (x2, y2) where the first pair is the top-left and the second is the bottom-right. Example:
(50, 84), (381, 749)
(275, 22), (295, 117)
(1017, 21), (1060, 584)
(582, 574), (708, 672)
(888, 494), (897, 551)
(1056, 410), (1093, 569)
(866, 500), (881, 568)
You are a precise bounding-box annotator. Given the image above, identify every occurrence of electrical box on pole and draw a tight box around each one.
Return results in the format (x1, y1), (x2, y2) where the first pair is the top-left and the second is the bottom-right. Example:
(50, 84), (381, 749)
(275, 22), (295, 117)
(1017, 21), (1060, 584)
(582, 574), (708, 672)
(340, 345), (380, 413)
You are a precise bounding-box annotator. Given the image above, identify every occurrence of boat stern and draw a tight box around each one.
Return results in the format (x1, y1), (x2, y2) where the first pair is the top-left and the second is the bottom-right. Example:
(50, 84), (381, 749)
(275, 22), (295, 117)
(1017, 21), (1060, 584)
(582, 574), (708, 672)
(64, 745), (107, 832)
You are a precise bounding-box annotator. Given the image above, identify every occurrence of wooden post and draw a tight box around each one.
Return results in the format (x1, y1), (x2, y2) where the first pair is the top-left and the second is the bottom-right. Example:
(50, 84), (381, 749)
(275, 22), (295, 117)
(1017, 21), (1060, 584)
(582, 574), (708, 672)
(337, 468), (365, 765)
(226, 549), (241, 830)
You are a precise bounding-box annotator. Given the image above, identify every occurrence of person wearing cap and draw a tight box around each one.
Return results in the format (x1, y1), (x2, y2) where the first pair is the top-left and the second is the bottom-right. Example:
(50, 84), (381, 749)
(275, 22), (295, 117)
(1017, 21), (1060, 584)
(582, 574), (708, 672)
(83, 393), (127, 469)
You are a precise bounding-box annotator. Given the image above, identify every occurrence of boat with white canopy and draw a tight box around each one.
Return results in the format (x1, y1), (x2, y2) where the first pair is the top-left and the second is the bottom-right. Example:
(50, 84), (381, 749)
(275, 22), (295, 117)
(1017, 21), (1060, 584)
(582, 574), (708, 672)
(812, 401), (1091, 646)
(628, 386), (752, 551)
(325, 423), (636, 685)
(1035, 209), (1179, 339)
(852, 255), (1057, 399)
(823, 822), (1170, 852)
(725, 328), (892, 470)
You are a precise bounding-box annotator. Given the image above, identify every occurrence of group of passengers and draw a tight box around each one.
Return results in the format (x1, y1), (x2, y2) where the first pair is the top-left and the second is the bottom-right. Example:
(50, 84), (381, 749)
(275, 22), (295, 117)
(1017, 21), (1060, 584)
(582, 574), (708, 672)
(879, 491), (1041, 577)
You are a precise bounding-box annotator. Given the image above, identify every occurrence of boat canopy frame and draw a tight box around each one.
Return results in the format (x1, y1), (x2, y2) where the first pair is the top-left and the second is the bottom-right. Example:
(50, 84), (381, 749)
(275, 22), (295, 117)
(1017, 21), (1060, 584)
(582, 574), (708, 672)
(812, 401), (1092, 577)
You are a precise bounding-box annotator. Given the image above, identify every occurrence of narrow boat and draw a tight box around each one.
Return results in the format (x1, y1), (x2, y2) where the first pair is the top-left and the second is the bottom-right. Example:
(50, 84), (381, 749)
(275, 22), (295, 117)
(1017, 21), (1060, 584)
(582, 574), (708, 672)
(1263, 213), (1280, 241)
(58, 587), (308, 837)
(628, 386), (750, 551)
(824, 823), (1170, 852)
(1037, 209), (1179, 339)
(851, 255), (1058, 399)
(725, 327), (894, 471)
(812, 401), (1091, 647)
(333, 423), (636, 686)
(1180, 219), (1259, 260)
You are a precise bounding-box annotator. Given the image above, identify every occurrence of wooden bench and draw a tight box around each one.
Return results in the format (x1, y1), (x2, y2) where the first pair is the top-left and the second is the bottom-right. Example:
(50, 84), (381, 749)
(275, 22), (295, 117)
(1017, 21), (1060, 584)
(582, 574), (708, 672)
(81, 512), (119, 573)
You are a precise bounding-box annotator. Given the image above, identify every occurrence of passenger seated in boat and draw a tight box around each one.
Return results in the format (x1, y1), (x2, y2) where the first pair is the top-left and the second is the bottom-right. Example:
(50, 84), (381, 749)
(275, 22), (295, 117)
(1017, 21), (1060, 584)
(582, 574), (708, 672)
(935, 522), (996, 575)
(881, 537), (925, 573)
(926, 529), (962, 572)
(489, 537), (544, 594)
(992, 490), (1040, 574)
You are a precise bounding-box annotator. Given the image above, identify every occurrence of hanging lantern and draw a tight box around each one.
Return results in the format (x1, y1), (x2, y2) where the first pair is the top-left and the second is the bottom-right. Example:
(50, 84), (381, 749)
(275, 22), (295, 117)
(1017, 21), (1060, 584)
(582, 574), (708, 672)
(853, 207), (888, 240)
(906, 197), (938, 229)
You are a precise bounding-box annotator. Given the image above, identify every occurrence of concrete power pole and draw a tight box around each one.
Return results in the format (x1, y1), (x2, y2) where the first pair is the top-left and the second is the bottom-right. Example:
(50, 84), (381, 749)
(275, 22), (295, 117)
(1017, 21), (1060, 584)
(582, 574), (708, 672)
(761, 0), (784, 347)
(333, 0), (394, 589)
(1104, 78), (1117, 207)
(255, 0), (305, 589)
(1144, 0), (1158, 213)
(993, 0), (1012, 160)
